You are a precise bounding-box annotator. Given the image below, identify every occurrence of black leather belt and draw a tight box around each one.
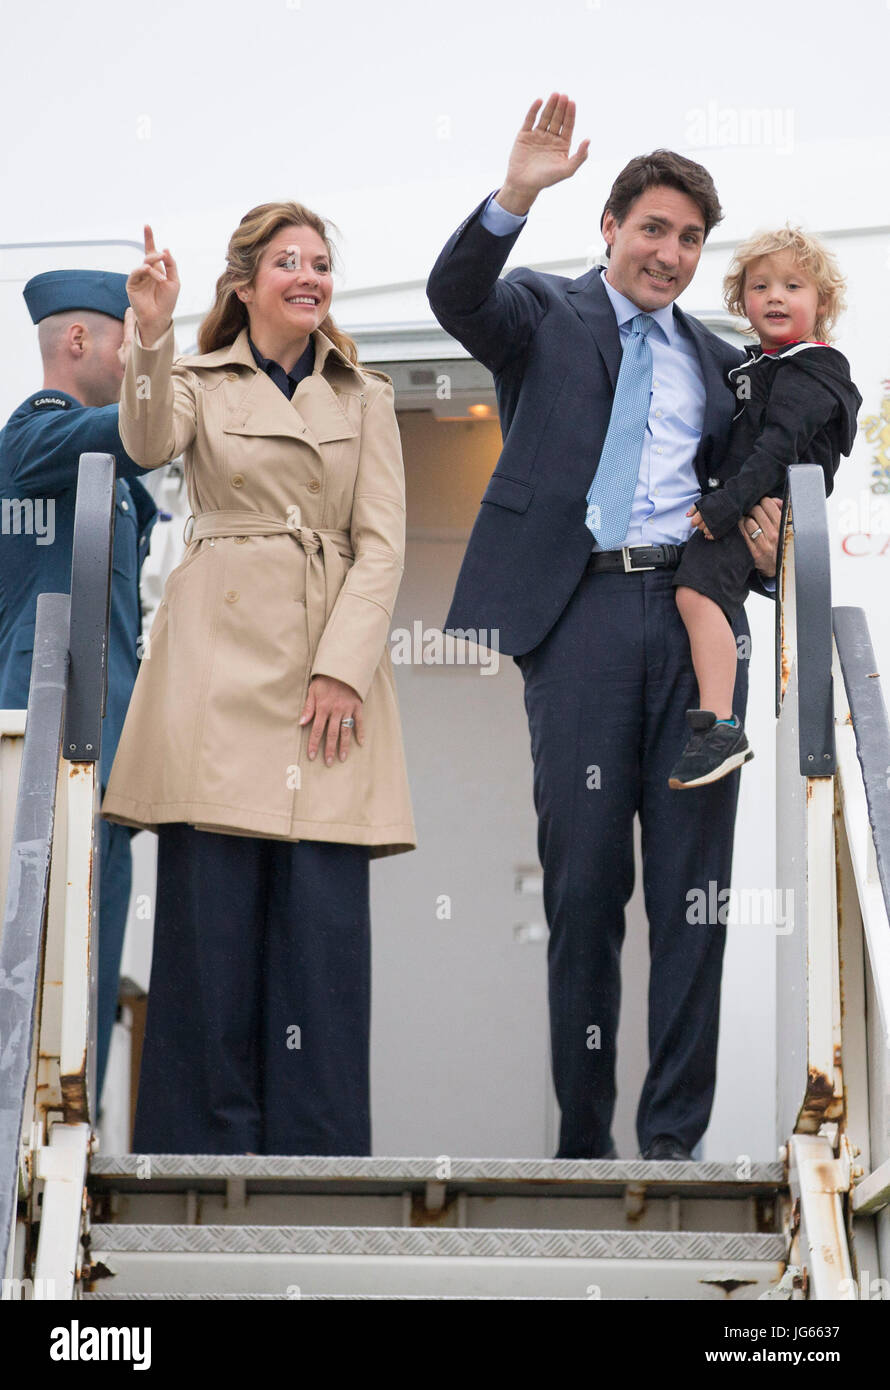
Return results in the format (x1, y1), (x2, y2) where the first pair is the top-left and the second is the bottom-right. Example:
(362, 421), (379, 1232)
(587, 543), (685, 574)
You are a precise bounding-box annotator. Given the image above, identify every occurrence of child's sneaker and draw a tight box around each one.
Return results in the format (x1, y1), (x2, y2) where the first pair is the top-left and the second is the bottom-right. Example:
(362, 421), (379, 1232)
(668, 710), (753, 789)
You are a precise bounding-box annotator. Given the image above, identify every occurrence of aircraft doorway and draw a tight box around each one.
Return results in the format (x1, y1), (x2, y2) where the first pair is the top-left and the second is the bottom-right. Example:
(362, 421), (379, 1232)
(367, 361), (654, 1157)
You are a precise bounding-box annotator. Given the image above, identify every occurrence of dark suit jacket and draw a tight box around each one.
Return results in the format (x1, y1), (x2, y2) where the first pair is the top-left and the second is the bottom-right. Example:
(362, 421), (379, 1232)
(426, 194), (768, 657)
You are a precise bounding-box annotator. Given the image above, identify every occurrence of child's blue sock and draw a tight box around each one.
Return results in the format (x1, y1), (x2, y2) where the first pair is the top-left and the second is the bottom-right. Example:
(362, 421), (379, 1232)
(714, 715), (739, 727)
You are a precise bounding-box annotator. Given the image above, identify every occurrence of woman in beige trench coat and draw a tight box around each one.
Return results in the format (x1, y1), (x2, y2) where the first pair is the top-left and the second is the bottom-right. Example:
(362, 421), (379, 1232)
(101, 206), (416, 1156)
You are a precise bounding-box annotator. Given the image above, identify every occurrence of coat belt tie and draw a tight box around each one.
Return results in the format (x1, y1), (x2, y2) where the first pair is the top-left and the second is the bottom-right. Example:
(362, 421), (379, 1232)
(189, 510), (353, 654)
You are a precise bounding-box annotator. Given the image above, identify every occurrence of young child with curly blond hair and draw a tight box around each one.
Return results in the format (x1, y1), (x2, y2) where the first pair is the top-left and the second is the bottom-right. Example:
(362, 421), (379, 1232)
(668, 227), (861, 788)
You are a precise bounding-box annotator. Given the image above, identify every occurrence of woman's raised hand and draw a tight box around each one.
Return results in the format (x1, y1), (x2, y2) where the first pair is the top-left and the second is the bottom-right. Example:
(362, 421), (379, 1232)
(499, 93), (590, 214)
(127, 224), (180, 347)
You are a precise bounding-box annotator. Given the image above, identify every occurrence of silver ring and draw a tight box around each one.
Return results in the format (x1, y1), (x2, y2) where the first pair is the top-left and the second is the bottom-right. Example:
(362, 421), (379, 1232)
(748, 526), (763, 540)
(340, 717), (355, 728)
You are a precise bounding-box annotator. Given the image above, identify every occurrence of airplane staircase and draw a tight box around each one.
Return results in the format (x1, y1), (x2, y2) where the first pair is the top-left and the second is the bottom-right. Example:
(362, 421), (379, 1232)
(1, 462), (888, 1301)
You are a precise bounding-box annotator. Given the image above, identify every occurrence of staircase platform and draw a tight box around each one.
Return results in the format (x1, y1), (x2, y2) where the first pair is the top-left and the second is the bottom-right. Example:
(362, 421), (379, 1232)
(84, 1156), (789, 1299)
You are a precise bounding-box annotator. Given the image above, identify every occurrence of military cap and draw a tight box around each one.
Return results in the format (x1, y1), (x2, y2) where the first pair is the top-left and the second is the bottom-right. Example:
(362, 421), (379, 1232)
(23, 269), (130, 324)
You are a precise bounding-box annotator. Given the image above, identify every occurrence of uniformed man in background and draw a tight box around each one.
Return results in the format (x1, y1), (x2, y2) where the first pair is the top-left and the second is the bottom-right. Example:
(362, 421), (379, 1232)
(0, 269), (159, 1103)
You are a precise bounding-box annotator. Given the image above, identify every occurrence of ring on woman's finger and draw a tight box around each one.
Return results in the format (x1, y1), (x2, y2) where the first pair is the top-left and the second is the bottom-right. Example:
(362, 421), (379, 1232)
(340, 716), (355, 728)
(748, 526), (763, 540)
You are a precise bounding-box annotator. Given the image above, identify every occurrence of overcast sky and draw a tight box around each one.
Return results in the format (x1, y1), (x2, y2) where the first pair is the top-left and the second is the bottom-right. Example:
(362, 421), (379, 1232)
(3, 0), (888, 315)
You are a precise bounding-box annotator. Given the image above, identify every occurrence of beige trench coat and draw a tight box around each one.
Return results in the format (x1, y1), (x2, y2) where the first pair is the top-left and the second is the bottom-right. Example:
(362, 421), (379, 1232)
(100, 322), (416, 858)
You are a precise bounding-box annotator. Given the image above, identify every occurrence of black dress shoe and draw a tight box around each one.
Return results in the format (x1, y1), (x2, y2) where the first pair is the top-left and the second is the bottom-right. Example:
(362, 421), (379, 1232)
(639, 1136), (694, 1161)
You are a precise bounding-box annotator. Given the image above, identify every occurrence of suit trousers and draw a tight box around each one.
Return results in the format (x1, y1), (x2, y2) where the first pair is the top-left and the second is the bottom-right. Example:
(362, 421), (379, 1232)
(514, 566), (750, 1158)
(132, 823), (372, 1155)
(97, 818), (133, 1104)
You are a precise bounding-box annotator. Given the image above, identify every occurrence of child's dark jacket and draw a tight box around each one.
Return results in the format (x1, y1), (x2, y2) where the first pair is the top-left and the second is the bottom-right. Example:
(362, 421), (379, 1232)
(695, 341), (862, 540)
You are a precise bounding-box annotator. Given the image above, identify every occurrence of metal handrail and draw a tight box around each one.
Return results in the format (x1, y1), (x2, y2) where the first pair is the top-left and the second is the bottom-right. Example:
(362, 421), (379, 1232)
(61, 453), (115, 1124)
(65, 453), (115, 761)
(0, 591), (69, 1271)
(832, 609), (890, 1227)
(0, 453), (115, 1282)
(772, 468), (890, 1290)
(833, 606), (890, 931)
(775, 464), (836, 775)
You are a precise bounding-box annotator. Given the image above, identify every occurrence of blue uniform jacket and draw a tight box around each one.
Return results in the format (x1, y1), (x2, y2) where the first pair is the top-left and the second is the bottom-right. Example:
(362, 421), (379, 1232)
(0, 390), (159, 787)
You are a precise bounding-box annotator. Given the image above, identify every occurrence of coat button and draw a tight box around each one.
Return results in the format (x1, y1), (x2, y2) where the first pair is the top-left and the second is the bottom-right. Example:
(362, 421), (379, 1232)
(226, 372), (237, 381)
(225, 590), (239, 602)
(231, 474), (245, 488)
(234, 536), (247, 544)
(307, 478), (321, 493)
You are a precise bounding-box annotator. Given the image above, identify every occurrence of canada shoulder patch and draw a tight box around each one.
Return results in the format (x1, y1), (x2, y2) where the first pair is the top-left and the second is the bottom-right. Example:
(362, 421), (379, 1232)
(31, 395), (72, 410)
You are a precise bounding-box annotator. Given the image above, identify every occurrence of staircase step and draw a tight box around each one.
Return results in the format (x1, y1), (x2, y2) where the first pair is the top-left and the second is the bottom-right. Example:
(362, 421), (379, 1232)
(90, 1223), (788, 1258)
(89, 1153), (786, 1198)
(82, 1292), (588, 1300)
(86, 1223), (787, 1299)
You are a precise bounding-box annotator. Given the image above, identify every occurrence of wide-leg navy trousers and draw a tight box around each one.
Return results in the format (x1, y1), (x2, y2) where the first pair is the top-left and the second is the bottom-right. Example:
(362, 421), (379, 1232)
(97, 818), (133, 1104)
(514, 566), (750, 1158)
(132, 823), (372, 1156)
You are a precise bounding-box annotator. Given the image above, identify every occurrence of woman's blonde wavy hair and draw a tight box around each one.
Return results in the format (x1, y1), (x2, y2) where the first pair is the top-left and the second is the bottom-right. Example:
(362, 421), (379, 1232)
(723, 225), (848, 344)
(198, 201), (358, 361)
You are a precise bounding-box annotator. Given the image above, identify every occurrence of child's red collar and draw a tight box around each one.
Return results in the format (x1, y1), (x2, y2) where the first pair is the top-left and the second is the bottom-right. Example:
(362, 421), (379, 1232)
(761, 339), (828, 354)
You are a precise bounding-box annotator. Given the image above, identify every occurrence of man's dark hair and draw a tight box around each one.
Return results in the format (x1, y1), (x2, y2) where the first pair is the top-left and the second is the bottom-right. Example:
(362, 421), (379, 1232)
(600, 149), (723, 258)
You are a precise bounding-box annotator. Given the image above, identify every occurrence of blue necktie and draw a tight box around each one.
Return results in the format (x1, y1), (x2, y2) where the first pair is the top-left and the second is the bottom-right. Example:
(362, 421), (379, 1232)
(585, 312), (655, 548)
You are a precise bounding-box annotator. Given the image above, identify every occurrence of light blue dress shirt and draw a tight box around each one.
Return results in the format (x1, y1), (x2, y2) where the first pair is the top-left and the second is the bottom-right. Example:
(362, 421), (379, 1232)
(481, 190), (703, 548)
(478, 191), (776, 587)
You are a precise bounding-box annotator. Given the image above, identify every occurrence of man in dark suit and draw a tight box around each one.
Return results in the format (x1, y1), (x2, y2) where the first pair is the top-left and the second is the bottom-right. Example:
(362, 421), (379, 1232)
(427, 94), (781, 1161)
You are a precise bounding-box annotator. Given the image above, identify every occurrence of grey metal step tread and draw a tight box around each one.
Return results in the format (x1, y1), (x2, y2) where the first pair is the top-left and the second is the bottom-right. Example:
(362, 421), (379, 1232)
(81, 1292), (587, 1300)
(88, 1154), (786, 1197)
(89, 1223), (786, 1261)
